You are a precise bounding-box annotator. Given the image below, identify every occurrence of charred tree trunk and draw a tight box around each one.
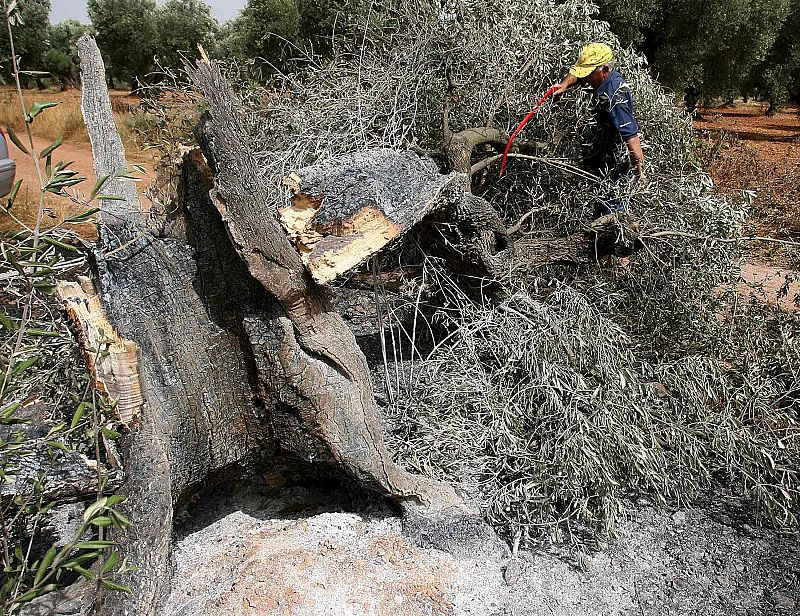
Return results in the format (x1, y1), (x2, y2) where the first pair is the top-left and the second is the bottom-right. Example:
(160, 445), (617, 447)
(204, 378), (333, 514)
(78, 35), (272, 614)
(185, 59), (466, 510)
(74, 36), (482, 614)
(69, 32), (642, 613)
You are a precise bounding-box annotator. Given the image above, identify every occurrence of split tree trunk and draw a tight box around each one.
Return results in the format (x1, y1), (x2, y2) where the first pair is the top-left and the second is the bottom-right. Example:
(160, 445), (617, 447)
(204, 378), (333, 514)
(78, 35), (270, 615)
(75, 36), (478, 615)
(186, 59), (466, 509)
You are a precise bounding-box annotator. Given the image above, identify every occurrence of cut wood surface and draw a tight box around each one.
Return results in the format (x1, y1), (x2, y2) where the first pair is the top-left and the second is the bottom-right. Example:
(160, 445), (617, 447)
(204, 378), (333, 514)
(281, 149), (464, 284)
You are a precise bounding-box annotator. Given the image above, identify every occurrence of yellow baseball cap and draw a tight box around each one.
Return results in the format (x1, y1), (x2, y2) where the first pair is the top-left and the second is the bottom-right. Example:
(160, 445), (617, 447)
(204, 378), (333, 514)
(569, 43), (614, 78)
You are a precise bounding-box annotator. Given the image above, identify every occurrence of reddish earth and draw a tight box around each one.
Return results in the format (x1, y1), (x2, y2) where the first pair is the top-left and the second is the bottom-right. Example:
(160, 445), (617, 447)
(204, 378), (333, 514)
(696, 102), (800, 309)
(695, 103), (800, 240)
(1, 135), (154, 240)
(696, 103), (800, 150)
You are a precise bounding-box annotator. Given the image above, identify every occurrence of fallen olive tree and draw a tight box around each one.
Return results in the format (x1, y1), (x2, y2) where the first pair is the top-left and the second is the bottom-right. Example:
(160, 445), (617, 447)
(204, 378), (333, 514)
(238, 0), (799, 551)
(67, 34), (519, 614)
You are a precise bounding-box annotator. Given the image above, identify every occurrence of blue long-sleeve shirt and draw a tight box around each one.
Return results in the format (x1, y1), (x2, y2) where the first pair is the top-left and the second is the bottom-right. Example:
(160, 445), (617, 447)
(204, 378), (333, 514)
(592, 69), (639, 141)
(582, 69), (640, 176)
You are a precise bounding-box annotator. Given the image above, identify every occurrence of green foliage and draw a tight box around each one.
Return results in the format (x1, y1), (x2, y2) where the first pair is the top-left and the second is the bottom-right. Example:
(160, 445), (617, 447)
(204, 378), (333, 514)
(0, 0), (51, 84)
(217, 0), (367, 73)
(593, 0), (660, 46)
(87, 0), (157, 86)
(41, 20), (92, 89)
(219, 0), (300, 69)
(155, 0), (218, 70)
(595, 0), (797, 104)
(656, 0), (792, 100)
(297, 0), (369, 56)
(745, 4), (800, 107)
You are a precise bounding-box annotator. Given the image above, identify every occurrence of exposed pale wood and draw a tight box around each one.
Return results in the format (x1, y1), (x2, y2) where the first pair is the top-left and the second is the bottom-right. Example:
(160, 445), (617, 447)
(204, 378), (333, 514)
(280, 149), (464, 284)
(58, 277), (143, 427)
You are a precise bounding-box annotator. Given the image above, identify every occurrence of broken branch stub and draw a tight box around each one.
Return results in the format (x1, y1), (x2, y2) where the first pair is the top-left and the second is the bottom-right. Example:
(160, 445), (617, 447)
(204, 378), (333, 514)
(281, 149), (465, 284)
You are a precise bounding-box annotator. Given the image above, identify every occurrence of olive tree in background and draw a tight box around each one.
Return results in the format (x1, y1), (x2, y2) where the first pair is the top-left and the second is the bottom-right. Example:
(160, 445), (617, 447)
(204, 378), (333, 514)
(595, 0), (797, 108)
(216, 0), (300, 70)
(745, 3), (800, 110)
(0, 0), (50, 87)
(156, 0), (219, 72)
(216, 0), (367, 73)
(298, 0), (368, 57)
(41, 20), (92, 90)
(87, 0), (157, 89)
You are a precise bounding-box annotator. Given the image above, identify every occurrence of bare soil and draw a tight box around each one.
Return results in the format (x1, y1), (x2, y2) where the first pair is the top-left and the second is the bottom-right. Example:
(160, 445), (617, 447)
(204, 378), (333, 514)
(696, 103), (800, 255)
(696, 102), (800, 309)
(0, 88), (154, 239)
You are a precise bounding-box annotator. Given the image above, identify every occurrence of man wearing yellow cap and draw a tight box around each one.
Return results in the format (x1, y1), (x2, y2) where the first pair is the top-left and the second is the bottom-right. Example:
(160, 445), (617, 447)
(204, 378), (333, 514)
(552, 43), (645, 212)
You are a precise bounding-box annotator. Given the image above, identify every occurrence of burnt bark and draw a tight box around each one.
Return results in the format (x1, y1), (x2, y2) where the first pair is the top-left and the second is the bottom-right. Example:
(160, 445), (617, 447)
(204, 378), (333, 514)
(0, 417), (122, 506)
(281, 149), (465, 285)
(72, 37), (485, 615)
(78, 35), (272, 614)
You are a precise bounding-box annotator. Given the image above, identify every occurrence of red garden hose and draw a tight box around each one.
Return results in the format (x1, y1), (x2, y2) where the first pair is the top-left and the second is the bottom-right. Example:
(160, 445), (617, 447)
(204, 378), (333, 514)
(499, 86), (558, 177)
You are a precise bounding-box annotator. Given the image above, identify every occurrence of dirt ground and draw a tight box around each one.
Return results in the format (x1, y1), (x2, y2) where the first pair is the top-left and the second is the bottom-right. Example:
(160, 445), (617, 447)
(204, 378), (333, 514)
(695, 102), (800, 308)
(695, 103), (800, 254)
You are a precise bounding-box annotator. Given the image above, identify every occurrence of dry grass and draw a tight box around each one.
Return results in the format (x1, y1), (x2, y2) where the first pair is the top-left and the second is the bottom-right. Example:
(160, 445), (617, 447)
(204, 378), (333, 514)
(0, 86), (141, 146)
(0, 87), (154, 239)
(0, 88), (87, 142)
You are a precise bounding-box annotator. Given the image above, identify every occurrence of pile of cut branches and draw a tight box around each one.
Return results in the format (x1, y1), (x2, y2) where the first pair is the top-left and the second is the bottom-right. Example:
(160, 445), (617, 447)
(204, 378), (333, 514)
(208, 0), (799, 545)
(385, 261), (799, 548)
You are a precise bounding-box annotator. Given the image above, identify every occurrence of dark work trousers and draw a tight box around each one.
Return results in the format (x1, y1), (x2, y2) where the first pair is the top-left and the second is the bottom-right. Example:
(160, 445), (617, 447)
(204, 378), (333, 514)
(583, 138), (634, 218)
